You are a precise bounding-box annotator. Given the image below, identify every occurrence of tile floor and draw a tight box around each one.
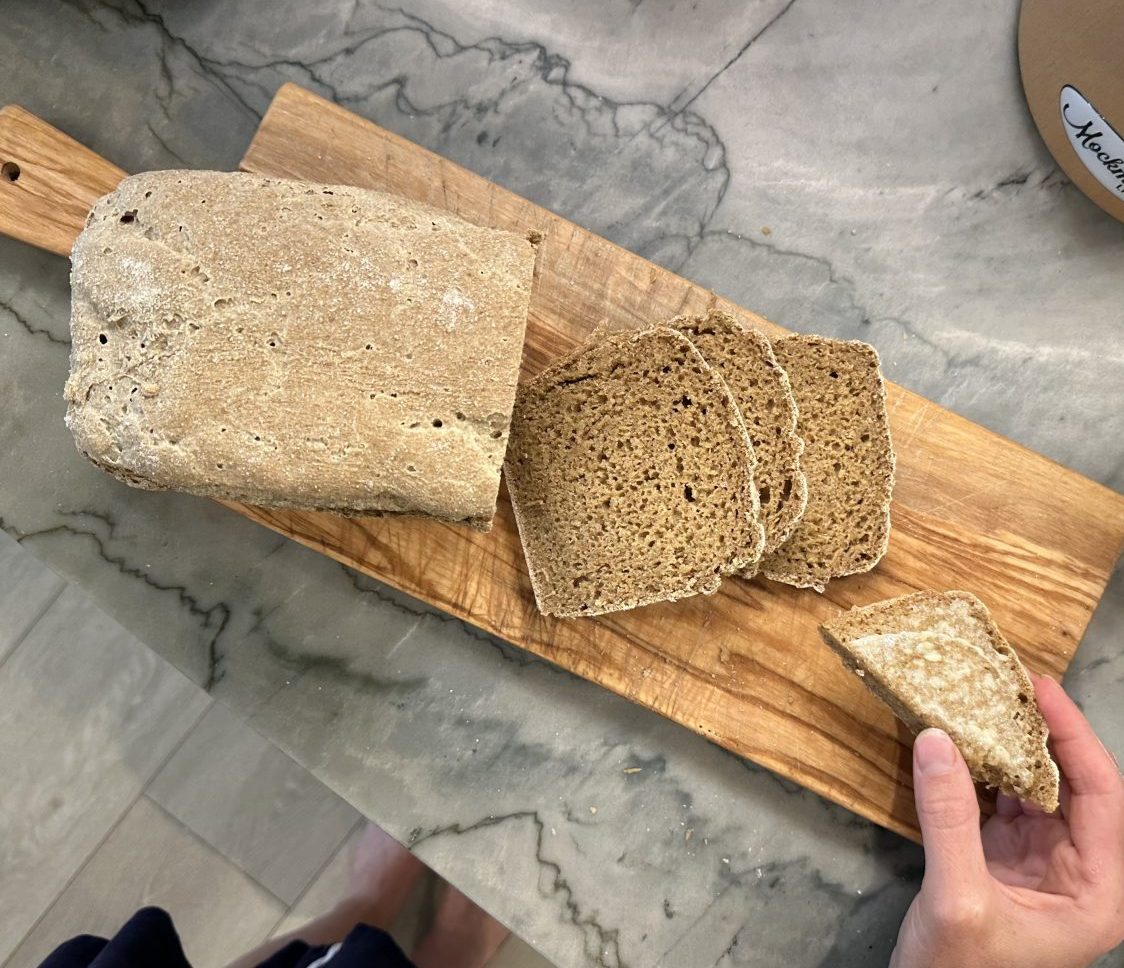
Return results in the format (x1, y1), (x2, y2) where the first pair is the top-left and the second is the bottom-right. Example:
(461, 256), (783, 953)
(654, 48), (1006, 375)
(0, 531), (551, 968)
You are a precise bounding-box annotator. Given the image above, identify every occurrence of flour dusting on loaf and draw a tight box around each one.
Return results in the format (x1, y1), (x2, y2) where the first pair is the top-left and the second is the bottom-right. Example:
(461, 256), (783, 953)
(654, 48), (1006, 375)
(66, 171), (538, 528)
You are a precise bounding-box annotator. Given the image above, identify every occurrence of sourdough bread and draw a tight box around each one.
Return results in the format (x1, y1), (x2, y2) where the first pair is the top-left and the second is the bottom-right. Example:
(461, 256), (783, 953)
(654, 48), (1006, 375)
(673, 310), (807, 558)
(758, 336), (894, 590)
(504, 327), (764, 617)
(65, 171), (538, 529)
(820, 590), (1060, 811)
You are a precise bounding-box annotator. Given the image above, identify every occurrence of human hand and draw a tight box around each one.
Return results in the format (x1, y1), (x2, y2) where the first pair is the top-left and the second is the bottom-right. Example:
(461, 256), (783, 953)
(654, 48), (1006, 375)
(890, 674), (1124, 968)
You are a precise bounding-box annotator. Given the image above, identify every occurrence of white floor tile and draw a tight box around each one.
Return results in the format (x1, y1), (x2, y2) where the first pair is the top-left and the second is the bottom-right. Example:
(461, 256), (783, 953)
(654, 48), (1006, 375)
(0, 586), (210, 962)
(0, 532), (65, 664)
(148, 702), (361, 905)
(7, 796), (284, 968)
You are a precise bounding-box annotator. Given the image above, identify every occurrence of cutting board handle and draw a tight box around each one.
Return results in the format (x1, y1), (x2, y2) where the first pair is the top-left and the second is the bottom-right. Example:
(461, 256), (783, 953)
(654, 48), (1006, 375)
(0, 105), (126, 257)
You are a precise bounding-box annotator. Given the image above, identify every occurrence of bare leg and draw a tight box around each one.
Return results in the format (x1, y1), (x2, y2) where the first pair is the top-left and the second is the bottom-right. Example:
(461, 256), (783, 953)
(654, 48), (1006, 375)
(411, 885), (510, 968)
(226, 824), (425, 968)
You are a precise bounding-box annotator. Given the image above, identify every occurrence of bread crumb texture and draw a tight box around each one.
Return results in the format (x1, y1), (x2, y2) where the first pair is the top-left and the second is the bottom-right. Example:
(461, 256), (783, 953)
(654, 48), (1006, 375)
(504, 327), (763, 617)
(821, 591), (1060, 811)
(672, 310), (807, 557)
(65, 170), (538, 527)
(759, 335), (895, 591)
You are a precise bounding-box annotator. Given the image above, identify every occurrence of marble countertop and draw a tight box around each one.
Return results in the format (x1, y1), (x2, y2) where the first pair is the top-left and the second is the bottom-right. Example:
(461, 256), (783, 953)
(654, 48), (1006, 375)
(2, 2), (1122, 965)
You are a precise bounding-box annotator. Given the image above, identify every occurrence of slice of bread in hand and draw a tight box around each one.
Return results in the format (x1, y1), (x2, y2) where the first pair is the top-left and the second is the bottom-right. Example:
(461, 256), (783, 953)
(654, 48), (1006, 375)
(672, 310), (807, 559)
(820, 590), (1060, 811)
(505, 327), (764, 617)
(759, 336), (894, 591)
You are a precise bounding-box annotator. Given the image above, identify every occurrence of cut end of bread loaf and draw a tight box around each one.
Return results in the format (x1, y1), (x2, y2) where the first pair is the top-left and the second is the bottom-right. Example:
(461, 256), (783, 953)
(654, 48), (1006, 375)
(504, 326), (763, 617)
(820, 590), (1060, 812)
(671, 310), (807, 558)
(759, 335), (895, 591)
(65, 170), (537, 527)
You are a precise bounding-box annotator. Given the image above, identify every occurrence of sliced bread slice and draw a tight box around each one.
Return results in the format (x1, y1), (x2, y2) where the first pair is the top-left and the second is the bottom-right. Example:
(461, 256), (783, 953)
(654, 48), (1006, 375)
(504, 327), (764, 617)
(672, 310), (807, 559)
(758, 335), (894, 591)
(820, 590), (1060, 811)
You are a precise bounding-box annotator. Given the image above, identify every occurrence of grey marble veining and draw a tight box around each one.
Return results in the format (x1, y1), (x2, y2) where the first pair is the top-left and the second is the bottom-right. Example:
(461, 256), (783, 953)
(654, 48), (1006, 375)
(1, 1), (1122, 966)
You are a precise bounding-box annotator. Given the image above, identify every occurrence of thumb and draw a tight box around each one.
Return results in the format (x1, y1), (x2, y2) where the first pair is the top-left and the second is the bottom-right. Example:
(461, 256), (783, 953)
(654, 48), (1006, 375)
(912, 728), (987, 891)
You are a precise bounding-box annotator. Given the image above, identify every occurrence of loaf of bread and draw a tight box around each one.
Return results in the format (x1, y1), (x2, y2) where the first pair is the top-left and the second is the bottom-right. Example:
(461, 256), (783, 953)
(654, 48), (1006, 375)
(758, 336), (894, 590)
(504, 327), (764, 617)
(672, 310), (807, 559)
(820, 591), (1060, 811)
(65, 171), (538, 529)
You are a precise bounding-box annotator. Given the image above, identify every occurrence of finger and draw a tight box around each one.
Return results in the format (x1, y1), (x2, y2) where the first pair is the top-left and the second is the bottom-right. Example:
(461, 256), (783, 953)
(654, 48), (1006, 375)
(995, 793), (1022, 819)
(913, 729), (989, 892)
(1032, 675), (1124, 856)
(1057, 774), (1073, 823)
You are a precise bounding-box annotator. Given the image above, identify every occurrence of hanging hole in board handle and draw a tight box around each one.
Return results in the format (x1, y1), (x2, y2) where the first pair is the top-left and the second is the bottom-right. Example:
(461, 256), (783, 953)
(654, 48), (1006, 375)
(1, 161), (20, 182)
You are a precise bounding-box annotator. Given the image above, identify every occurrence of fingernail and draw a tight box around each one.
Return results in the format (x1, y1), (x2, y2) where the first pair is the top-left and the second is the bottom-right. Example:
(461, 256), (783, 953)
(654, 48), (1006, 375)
(915, 728), (957, 775)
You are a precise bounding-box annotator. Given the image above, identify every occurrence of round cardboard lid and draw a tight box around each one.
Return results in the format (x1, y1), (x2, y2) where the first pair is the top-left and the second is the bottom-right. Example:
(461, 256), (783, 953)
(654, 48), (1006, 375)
(1019, 0), (1124, 222)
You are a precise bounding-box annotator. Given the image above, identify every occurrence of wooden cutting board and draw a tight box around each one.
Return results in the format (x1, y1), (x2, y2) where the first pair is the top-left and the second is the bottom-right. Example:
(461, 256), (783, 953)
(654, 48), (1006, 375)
(3, 85), (1123, 842)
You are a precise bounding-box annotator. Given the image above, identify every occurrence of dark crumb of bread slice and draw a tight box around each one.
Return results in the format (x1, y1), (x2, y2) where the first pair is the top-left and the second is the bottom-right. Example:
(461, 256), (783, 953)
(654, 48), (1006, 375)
(504, 327), (764, 618)
(758, 335), (894, 592)
(820, 590), (1060, 812)
(672, 310), (807, 560)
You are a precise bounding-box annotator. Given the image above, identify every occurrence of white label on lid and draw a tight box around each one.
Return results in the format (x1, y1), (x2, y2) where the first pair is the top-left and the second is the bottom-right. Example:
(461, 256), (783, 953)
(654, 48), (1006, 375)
(1060, 85), (1124, 197)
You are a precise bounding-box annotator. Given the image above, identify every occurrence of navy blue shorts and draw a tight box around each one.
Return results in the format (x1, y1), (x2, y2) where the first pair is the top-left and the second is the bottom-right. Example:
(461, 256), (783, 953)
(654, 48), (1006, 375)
(38, 907), (415, 968)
